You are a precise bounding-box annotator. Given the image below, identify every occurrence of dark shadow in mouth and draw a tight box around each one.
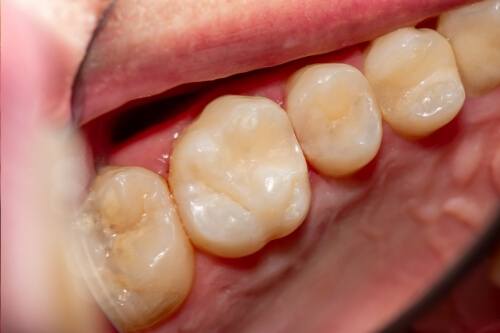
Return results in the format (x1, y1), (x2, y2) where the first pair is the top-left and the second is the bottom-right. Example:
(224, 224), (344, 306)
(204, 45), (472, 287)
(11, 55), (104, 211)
(81, 84), (206, 168)
(109, 92), (197, 144)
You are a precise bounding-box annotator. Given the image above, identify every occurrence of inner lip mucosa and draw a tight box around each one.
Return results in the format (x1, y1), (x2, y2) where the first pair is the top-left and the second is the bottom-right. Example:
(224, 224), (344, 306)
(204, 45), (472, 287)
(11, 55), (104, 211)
(78, 1), (500, 332)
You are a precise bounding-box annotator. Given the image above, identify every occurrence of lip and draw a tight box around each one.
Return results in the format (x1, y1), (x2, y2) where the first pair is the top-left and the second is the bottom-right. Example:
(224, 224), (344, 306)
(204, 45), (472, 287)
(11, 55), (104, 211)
(1, 1), (111, 331)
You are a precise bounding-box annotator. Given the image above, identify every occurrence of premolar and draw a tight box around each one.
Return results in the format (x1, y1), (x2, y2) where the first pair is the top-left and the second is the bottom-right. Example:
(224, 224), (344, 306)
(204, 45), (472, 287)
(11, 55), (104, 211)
(168, 95), (311, 258)
(75, 167), (194, 332)
(364, 27), (465, 137)
(286, 63), (382, 177)
(438, 0), (500, 96)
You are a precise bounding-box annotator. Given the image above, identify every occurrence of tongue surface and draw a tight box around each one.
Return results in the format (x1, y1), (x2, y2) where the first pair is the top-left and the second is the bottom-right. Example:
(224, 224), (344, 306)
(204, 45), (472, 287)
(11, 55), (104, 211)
(86, 45), (500, 332)
(76, 0), (476, 124)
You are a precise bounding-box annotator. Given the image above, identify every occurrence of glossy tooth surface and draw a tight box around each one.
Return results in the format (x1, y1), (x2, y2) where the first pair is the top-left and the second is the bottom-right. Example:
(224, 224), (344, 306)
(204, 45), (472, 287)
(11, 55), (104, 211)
(286, 63), (382, 177)
(75, 167), (194, 332)
(364, 27), (465, 137)
(169, 95), (311, 258)
(438, 0), (500, 95)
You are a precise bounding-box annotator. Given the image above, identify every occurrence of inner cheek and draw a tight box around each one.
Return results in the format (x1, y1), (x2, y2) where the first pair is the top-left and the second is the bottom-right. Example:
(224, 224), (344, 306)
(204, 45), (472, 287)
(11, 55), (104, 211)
(81, 31), (500, 332)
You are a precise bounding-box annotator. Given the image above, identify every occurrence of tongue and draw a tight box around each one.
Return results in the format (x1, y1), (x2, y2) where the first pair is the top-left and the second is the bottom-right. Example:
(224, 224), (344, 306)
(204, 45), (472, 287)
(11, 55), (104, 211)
(75, 0), (476, 124)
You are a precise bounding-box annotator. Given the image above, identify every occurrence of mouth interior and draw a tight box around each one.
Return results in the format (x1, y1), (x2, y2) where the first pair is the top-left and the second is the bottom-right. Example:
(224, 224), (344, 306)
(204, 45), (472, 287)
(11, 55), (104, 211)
(79, 18), (500, 333)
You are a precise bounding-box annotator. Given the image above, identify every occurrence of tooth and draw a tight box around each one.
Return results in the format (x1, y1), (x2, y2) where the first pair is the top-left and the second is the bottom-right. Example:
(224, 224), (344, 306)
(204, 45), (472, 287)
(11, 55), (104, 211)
(438, 0), (500, 95)
(74, 166), (194, 332)
(364, 27), (465, 137)
(286, 63), (382, 177)
(168, 95), (311, 258)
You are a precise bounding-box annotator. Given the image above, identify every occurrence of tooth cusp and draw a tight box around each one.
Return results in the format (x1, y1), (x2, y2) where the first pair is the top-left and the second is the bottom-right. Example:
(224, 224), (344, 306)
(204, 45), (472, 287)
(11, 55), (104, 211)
(364, 27), (465, 137)
(286, 63), (383, 177)
(76, 167), (194, 331)
(169, 95), (311, 258)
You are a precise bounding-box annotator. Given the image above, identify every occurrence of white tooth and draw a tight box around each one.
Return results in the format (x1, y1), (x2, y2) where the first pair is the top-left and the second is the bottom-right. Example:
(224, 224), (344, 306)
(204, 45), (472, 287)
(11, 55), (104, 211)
(438, 0), (500, 95)
(286, 63), (382, 177)
(364, 27), (465, 137)
(74, 167), (194, 332)
(168, 95), (311, 258)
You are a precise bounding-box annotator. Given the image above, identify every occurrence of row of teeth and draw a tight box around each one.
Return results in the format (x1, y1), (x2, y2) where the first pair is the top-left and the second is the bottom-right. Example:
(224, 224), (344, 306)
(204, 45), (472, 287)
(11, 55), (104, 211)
(74, 1), (500, 331)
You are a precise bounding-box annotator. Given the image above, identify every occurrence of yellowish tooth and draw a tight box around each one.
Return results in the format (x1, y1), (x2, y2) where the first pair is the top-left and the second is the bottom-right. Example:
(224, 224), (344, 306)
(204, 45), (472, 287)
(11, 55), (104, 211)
(438, 0), (500, 95)
(286, 63), (382, 177)
(169, 95), (311, 258)
(364, 27), (465, 137)
(75, 167), (194, 332)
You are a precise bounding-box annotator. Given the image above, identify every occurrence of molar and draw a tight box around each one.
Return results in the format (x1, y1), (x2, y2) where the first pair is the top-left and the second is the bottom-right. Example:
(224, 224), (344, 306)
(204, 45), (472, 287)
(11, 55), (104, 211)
(286, 63), (382, 177)
(438, 0), (500, 96)
(75, 167), (194, 332)
(364, 27), (465, 137)
(168, 95), (311, 258)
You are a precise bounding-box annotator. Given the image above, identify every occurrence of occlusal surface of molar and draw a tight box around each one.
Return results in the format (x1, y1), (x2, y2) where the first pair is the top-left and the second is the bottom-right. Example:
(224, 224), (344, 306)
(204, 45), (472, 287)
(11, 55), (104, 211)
(364, 27), (465, 137)
(168, 95), (311, 258)
(438, 0), (500, 96)
(75, 166), (194, 332)
(286, 63), (382, 177)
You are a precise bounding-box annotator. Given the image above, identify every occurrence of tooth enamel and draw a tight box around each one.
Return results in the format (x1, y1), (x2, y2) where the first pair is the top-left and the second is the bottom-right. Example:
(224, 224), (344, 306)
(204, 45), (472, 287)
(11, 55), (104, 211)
(286, 63), (382, 177)
(75, 167), (194, 331)
(438, 0), (500, 95)
(168, 95), (311, 258)
(364, 27), (465, 137)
